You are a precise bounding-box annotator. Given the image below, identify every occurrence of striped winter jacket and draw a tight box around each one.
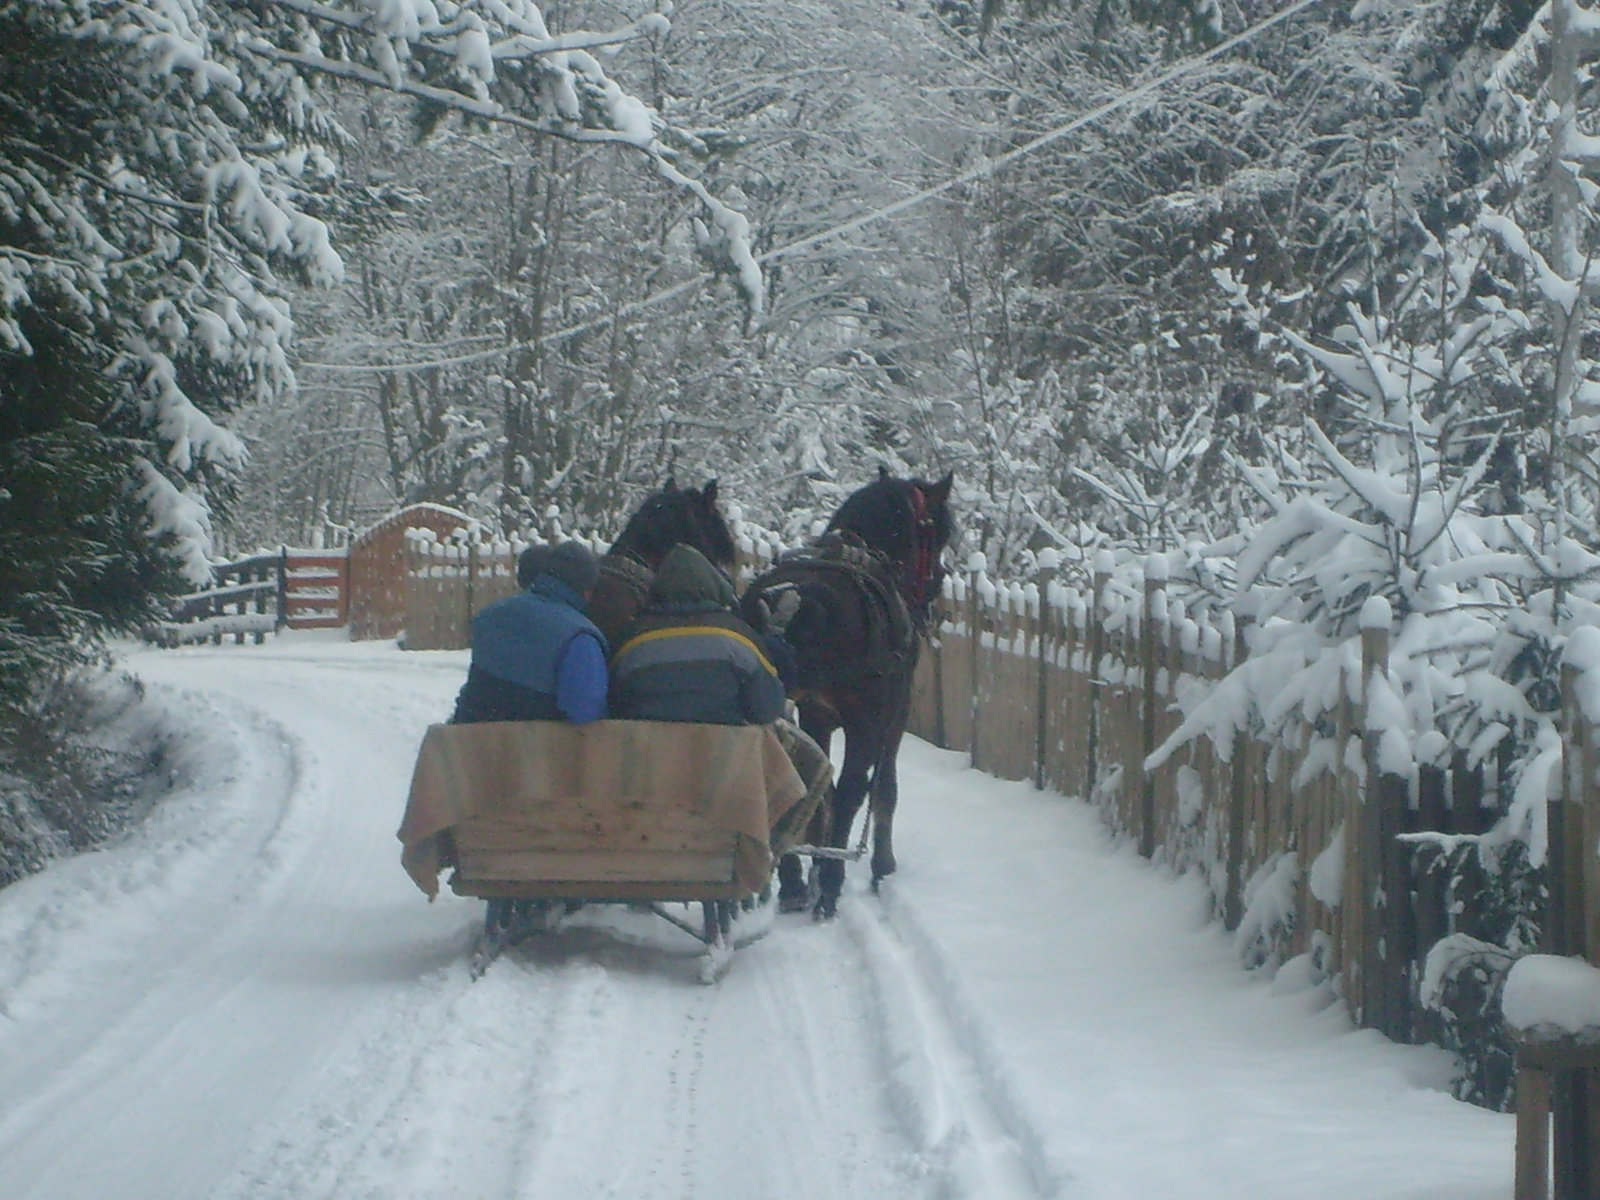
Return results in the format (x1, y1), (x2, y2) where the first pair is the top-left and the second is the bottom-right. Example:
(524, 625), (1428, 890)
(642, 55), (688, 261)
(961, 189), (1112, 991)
(608, 544), (787, 726)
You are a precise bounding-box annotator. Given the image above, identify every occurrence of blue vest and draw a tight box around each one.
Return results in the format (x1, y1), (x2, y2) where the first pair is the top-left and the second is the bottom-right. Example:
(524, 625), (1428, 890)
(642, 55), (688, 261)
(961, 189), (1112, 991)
(470, 578), (605, 696)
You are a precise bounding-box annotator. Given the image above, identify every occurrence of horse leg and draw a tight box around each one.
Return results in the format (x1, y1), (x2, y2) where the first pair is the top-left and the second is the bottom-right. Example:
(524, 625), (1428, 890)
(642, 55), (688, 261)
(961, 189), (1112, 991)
(868, 687), (912, 888)
(814, 731), (874, 921)
(777, 824), (812, 913)
(779, 716), (833, 912)
(869, 731), (903, 887)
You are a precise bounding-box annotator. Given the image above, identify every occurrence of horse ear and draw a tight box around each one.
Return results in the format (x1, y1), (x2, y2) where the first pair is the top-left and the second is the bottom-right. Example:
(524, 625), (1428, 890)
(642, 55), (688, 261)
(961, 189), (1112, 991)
(926, 471), (954, 505)
(877, 463), (891, 481)
(702, 478), (718, 506)
(663, 476), (678, 492)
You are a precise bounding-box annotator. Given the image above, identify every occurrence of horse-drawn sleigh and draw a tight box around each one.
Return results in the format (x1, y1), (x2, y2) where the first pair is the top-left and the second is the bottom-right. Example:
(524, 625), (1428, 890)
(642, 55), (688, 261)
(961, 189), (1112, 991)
(395, 468), (956, 978)
(398, 718), (826, 981)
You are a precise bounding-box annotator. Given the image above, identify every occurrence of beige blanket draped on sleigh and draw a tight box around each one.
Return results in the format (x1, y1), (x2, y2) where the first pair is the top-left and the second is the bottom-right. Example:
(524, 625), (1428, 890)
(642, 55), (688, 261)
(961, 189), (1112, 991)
(398, 720), (814, 902)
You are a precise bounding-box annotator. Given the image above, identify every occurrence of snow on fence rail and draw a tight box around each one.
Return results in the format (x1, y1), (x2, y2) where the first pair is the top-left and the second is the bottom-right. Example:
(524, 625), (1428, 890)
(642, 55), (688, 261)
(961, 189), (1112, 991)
(151, 548), (350, 646)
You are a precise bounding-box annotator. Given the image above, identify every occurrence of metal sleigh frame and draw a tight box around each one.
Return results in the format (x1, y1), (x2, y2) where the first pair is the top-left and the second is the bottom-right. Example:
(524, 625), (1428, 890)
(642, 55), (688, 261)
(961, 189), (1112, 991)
(467, 812), (871, 983)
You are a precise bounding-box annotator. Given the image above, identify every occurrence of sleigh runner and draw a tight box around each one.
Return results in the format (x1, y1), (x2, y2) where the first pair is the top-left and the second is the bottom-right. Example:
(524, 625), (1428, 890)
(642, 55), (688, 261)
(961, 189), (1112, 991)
(398, 719), (822, 980)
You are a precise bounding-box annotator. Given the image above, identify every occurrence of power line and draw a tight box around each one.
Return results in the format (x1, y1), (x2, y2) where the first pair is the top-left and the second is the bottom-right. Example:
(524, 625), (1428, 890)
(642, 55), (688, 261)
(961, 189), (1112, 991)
(298, 0), (1325, 376)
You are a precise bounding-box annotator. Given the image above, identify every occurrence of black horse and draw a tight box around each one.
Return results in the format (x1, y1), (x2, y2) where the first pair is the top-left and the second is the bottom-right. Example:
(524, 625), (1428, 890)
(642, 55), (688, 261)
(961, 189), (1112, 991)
(742, 468), (955, 918)
(590, 479), (736, 648)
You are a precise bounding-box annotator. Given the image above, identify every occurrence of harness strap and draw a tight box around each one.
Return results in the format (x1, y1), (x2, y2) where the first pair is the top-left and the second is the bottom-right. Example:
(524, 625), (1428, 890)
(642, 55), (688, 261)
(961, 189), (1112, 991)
(906, 485), (938, 616)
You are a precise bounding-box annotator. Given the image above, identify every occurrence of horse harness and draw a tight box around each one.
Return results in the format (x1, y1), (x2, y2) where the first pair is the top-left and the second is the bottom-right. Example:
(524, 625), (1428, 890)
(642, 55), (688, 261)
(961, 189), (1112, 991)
(768, 533), (918, 680)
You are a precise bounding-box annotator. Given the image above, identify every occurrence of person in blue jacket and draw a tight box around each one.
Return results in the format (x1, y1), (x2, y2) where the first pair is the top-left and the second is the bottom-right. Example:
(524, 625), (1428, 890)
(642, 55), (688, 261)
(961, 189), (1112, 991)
(449, 540), (608, 724)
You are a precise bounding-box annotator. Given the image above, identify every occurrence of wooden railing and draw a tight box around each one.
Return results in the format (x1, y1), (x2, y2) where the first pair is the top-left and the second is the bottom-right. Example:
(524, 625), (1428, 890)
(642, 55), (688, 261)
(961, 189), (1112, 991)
(153, 553), (284, 646)
(151, 548), (352, 645)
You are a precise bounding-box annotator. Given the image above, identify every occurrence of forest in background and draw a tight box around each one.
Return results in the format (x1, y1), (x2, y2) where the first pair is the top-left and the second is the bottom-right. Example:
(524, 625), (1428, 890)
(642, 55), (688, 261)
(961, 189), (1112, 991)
(6, 0), (1600, 1107)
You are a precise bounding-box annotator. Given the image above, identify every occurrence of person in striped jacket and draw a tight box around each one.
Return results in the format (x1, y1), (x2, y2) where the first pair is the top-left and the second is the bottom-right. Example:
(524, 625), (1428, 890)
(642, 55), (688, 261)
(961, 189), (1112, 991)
(608, 543), (794, 725)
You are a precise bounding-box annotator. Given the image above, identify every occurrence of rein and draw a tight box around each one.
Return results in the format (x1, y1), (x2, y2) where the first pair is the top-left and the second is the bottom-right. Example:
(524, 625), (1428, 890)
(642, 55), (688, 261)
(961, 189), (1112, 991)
(905, 485), (939, 616)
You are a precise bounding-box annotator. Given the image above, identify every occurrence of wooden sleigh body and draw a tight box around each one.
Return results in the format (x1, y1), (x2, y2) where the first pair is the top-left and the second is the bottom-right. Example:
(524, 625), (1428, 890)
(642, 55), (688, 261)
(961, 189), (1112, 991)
(398, 719), (817, 979)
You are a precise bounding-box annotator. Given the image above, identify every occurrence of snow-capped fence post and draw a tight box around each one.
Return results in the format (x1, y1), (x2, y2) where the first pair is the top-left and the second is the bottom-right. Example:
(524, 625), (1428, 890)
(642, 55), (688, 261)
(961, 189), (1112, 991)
(1084, 552), (1114, 805)
(1034, 557), (1058, 792)
(1223, 601), (1251, 932)
(968, 553), (986, 771)
(1139, 554), (1168, 859)
(1352, 596), (1411, 1039)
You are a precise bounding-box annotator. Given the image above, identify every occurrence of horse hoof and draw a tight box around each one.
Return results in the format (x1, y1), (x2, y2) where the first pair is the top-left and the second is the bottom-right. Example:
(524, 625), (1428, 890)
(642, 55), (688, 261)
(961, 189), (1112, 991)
(777, 890), (810, 914)
(812, 896), (838, 921)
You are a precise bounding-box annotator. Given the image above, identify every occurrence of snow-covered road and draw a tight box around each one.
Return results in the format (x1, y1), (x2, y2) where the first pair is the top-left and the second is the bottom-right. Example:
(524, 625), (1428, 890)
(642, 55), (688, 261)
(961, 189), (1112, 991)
(0, 636), (1514, 1199)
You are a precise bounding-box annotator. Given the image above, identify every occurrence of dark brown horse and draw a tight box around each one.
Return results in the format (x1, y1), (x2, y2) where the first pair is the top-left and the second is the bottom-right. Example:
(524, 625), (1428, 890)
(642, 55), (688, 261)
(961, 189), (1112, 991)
(741, 468), (955, 918)
(589, 479), (736, 649)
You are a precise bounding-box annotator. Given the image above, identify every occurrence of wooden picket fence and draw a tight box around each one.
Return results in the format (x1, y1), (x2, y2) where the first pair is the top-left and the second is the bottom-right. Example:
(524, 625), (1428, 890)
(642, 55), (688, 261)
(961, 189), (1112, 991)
(905, 554), (1519, 1047)
(908, 552), (1600, 1195)
(399, 530), (535, 651)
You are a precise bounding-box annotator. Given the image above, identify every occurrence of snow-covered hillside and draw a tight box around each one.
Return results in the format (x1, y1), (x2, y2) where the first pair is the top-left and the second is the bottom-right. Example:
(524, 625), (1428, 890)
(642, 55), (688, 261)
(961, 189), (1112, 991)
(0, 635), (1511, 1199)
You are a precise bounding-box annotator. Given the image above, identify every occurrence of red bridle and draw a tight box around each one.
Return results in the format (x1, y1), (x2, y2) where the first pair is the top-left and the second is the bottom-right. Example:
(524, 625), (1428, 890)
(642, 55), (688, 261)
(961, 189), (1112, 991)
(906, 485), (940, 613)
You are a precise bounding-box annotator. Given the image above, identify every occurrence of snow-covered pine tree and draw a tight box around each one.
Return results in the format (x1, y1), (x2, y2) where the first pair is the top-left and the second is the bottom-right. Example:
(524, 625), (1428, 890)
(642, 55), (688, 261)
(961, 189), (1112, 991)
(3, 0), (762, 664)
(1, 0), (761, 880)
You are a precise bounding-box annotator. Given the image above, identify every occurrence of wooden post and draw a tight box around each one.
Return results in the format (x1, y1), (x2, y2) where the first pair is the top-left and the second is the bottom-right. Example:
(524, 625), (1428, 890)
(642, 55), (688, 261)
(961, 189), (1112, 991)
(1139, 553), (1167, 859)
(1550, 660), (1599, 1198)
(251, 556), (266, 644)
(932, 575), (947, 749)
(1357, 594), (1408, 1037)
(276, 546), (290, 632)
(969, 553), (985, 770)
(211, 564), (224, 646)
(1224, 601), (1250, 931)
(1085, 550), (1113, 803)
(1518, 1059), (1553, 1200)
(1035, 562), (1057, 791)
(1065, 587), (1086, 796)
(1413, 763), (1449, 1042)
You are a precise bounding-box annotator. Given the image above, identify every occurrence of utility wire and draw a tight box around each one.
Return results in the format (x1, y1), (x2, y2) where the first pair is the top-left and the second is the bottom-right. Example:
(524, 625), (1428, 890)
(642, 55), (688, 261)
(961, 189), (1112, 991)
(299, 0), (1325, 376)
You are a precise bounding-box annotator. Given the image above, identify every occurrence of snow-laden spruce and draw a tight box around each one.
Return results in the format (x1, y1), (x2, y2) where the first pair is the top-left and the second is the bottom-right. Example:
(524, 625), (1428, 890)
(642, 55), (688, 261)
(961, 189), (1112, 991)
(1152, 209), (1600, 872)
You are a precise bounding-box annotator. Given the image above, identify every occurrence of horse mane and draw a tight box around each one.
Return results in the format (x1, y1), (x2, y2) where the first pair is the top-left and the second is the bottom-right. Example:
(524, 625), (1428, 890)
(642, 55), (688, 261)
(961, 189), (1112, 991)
(608, 479), (735, 570)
